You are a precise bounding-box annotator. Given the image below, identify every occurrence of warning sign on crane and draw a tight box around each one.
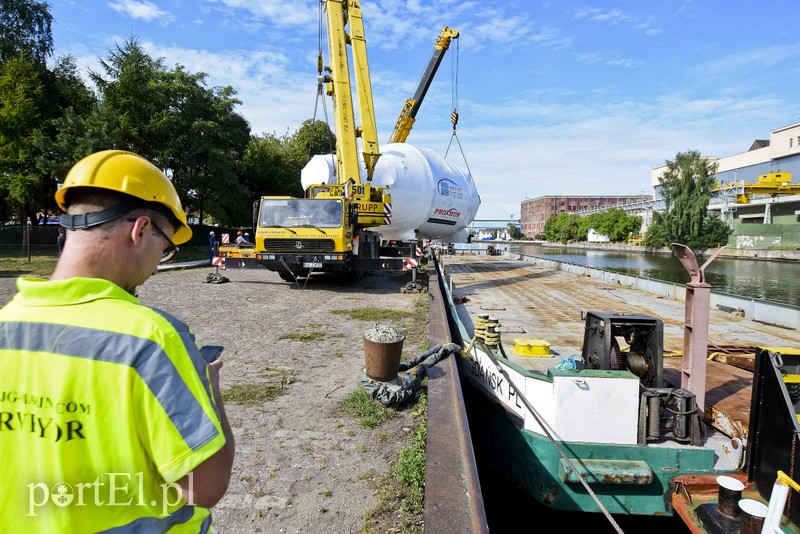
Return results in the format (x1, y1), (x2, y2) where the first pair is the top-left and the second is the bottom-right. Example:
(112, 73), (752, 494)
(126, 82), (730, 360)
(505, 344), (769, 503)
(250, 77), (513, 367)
(221, 233), (230, 244)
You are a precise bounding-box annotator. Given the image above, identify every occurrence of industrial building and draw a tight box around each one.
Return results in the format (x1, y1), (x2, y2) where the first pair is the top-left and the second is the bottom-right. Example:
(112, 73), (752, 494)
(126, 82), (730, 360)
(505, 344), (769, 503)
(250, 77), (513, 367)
(520, 195), (649, 238)
(652, 121), (800, 249)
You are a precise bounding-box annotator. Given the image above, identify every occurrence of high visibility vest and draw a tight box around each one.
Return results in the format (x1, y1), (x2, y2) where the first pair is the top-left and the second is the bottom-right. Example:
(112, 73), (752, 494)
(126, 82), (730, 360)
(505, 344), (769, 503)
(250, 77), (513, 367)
(0, 276), (226, 532)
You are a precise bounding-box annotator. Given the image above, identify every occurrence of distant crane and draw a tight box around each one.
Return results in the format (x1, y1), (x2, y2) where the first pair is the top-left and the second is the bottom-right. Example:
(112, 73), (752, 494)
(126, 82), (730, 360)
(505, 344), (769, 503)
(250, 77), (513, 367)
(712, 171), (800, 225)
(387, 27), (459, 144)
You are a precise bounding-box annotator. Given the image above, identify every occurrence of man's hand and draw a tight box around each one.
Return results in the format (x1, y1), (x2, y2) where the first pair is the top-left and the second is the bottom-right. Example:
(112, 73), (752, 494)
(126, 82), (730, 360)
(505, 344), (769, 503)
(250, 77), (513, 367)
(177, 357), (235, 508)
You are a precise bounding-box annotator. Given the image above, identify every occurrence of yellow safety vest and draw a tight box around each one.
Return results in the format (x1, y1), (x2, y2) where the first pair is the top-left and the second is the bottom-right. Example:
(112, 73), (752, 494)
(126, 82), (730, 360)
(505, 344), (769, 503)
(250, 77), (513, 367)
(0, 277), (226, 532)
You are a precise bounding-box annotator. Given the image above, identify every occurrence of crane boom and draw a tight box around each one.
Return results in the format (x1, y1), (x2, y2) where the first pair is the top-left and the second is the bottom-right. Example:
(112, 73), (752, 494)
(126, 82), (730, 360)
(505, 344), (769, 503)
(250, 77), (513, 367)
(388, 26), (459, 144)
(321, 0), (380, 183)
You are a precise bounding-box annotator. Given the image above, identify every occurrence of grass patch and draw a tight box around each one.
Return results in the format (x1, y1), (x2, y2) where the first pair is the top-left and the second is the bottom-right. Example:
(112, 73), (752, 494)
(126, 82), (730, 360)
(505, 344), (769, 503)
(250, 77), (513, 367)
(259, 367), (295, 385)
(0, 256), (57, 277)
(278, 331), (328, 342)
(362, 393), (427, 534)
(222, 382), (286, 406)
(331, 307), (413, 322)
(339, 388), (394, 429)
(394, 394), (427, 514)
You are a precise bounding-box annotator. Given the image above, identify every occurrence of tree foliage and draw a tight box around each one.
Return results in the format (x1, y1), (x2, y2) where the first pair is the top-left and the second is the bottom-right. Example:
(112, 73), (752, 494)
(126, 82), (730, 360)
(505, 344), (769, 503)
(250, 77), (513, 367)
(643, 150), (730, 250)
(243, 119), (335, 203)
(506, 223), (523, 240)
(0, 2), (99, 223)
(544, 208), (641, 244)
(0, 0), (53, 64)
(89, 38), (170, 159)
(544, 212), (581, 243)
(0, 52), (46, 221)
(578, 208), (642, 242)
(0, 5), (335, 231)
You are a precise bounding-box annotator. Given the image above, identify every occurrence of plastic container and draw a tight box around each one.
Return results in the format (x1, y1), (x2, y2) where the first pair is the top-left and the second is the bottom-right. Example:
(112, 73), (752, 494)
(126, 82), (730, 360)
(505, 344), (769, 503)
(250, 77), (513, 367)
(363, 324), (405, 381)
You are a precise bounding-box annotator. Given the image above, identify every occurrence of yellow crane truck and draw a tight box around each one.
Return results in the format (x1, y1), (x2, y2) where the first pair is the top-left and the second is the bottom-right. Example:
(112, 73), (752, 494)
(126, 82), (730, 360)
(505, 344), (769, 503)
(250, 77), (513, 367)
(219, 0), (417, 282)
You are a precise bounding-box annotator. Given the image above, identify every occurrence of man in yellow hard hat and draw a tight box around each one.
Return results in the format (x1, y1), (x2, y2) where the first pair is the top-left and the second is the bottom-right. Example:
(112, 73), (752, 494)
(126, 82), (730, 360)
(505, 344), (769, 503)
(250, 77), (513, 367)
(0, 150), (235, 531)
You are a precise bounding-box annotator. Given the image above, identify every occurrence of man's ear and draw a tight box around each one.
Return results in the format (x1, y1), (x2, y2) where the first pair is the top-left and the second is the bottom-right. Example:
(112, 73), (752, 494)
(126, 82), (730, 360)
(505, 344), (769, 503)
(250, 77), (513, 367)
(129, 216), (151, 246)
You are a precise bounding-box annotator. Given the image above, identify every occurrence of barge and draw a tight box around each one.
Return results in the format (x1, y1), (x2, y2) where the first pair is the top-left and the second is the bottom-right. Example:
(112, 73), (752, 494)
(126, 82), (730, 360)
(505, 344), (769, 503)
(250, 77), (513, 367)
(434, 245), (800, 533)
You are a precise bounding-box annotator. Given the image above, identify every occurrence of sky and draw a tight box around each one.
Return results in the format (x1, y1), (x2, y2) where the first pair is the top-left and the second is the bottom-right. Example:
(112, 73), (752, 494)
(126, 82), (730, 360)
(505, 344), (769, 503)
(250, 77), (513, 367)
(47, 0), (800, 220)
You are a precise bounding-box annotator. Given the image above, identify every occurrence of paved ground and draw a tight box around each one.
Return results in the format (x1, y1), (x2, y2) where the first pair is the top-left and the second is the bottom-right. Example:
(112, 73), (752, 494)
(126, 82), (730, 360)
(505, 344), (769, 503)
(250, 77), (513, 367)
(0, 265), (427, 533)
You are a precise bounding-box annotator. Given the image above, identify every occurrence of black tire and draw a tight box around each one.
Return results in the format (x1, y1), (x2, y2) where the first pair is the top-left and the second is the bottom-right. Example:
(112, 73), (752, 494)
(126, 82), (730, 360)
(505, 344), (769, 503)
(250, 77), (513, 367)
(278, 272), (294, 282)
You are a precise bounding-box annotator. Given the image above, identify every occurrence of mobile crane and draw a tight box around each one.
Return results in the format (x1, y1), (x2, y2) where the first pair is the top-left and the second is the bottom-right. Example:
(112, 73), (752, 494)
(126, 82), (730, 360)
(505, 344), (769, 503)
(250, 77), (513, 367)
(220, 0), (411, 282)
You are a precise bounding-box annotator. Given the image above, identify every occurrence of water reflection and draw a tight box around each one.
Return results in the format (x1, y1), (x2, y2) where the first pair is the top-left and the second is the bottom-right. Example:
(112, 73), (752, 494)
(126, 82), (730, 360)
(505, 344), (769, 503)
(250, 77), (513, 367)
(478, 243), (800, 307)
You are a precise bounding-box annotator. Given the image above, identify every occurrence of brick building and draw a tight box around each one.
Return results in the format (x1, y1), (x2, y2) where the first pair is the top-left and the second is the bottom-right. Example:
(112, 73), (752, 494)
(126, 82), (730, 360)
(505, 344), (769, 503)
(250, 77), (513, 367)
(520, 195), (649, 238)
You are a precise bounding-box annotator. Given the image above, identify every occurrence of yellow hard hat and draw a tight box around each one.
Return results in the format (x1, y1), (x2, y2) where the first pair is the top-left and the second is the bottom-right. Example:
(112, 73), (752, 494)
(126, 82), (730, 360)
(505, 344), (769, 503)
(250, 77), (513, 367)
(56, 150), (192, 244)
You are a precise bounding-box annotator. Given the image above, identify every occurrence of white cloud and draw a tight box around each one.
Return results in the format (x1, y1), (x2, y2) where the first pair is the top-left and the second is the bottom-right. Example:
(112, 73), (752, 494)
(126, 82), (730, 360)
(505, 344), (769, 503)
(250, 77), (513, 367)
(107, 0), (173, 23)
(207, 0), (321, 26)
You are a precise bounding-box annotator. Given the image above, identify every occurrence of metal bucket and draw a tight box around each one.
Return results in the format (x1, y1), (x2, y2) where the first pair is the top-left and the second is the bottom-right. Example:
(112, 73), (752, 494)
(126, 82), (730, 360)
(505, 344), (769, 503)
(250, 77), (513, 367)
(363, 325), (405, 381)
(738, 499), (768, 534)
(716, 476), (744, 518)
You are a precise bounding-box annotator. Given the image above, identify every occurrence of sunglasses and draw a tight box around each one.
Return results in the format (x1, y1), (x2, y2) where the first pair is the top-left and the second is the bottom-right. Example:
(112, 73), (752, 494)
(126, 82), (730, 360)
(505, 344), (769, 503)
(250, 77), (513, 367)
(128, 217), (179, 263)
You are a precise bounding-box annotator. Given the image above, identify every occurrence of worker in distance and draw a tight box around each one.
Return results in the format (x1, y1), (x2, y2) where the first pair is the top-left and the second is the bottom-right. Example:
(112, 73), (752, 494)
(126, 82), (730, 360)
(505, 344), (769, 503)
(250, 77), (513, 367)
(0, 150), (235, 531)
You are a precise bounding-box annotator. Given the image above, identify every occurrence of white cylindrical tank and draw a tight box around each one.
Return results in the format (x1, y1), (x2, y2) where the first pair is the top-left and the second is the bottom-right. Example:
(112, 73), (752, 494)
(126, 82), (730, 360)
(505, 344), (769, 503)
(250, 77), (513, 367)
(301, 143), (480, 242)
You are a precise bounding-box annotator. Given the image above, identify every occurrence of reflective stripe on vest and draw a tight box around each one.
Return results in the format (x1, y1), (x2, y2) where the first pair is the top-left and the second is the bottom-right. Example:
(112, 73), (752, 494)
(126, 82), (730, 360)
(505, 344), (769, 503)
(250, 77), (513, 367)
(97, 504), (207, 533)
(0, 321), (218, 451)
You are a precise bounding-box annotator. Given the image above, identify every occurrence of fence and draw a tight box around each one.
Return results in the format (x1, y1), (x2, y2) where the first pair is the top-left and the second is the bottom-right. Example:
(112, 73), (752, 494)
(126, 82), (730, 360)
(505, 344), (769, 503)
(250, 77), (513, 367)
(0, 224), (61, 258)
(0, 224), (246, 261)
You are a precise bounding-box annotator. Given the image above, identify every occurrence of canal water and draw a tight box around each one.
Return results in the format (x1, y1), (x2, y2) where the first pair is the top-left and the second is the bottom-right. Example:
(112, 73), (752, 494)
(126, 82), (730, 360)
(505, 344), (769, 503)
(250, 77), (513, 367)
(472, 243), (800, 307)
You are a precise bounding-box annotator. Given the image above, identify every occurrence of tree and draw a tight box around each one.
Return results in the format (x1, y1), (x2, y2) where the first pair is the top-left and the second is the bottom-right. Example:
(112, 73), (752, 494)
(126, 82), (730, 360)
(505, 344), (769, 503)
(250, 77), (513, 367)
(241, 120), (333, 203)
(506, 223), (522, 240)
(90, 37), (170, 158)
(0, 52), (46, 223)
(592, 208), (641, 242)
(164, 74), (251, 226)
(291, 119), (336, 159)
(0, 0), (53, 64)
(31, 54), (101, 216)
(48, 54), (96, 116)
(0, 0), (59, 222)
(33, 106), (115, 194)
(544, 212), (581, 243)
(644, 150), (729, 250)
(91, 38), (252, 226)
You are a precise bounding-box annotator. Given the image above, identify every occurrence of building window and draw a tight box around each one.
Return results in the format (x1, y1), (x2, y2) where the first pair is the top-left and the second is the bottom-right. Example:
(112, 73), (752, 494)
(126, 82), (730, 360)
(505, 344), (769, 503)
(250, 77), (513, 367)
(791, 138), (794, 148)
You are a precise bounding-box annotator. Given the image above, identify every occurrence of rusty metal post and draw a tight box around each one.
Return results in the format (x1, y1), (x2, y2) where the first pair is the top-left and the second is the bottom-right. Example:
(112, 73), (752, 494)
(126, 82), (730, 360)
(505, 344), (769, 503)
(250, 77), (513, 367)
(672, 243), (726, 413)
(26, 219), (32, 261)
